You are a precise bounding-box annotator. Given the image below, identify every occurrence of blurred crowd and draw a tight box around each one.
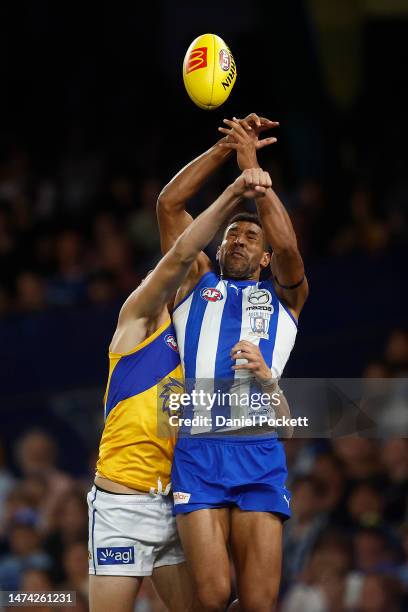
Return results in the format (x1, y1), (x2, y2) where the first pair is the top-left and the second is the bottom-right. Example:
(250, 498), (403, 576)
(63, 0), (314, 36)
(0, 328), (407, 612)
(0, 143), (407, 318)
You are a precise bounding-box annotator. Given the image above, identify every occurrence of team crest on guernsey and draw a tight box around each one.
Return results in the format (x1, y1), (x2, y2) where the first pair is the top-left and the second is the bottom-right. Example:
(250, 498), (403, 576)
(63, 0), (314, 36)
(159, 377), (184, 417)
(201, 287), (223, 302)
(164, 334), (178, 352)
(247, 289), (274, 339)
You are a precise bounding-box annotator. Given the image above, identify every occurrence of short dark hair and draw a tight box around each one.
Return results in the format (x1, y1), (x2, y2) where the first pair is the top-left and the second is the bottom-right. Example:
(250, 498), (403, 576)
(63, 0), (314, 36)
(225, 212), (271, 253)
(226, 212), (262, 229)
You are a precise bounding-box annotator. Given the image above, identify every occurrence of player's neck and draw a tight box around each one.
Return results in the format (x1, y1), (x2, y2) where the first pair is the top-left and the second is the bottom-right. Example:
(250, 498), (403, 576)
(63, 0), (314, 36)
(220, 272), (260, 283)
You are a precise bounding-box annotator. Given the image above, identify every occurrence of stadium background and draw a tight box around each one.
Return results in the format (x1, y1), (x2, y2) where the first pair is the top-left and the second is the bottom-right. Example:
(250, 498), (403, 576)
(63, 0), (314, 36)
(0, 1), (407, 610)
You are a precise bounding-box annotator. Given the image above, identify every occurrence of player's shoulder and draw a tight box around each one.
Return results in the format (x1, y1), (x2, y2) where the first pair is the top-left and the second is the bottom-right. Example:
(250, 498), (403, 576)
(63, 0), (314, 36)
(258, 276), (276, 293)
(197, 269), (220, 287)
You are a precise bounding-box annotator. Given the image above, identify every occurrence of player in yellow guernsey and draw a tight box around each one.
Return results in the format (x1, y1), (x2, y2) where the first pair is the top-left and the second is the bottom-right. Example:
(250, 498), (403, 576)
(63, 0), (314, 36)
(87, 169), (273, 612)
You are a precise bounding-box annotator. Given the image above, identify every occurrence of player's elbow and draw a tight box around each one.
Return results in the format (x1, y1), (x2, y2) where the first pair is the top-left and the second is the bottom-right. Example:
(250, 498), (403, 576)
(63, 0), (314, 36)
(156, 192), (171, 216)
(157, 187), (182, 212)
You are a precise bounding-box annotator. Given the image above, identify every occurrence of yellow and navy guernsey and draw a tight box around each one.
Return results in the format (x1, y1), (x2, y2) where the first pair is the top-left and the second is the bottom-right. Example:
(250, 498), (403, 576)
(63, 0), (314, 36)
(96, 319), (183, 494)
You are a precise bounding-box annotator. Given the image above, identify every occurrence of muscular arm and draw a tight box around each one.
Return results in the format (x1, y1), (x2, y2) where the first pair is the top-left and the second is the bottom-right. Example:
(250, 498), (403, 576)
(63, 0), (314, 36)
(219, 117), (308, 317)
(256, 189), (308, 317)
(156, 138), (233, 285)
(157, 115), (278, 283)
(262, 381), (294, 439)
(111, 171), (269, 352)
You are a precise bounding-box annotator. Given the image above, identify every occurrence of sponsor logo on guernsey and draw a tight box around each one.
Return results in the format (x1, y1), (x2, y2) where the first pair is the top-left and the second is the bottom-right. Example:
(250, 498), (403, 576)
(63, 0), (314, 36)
(248, 289), (271, 305)
(247, 290), (273, 339)
(97, 546), (134, 565)
(201, 287), (223, 302)
(219, 49), (230, 71)
(164, 334), (179, 352)
(186, 47), (208, 74)
(173, 492), (191, 504)
(249, 312), (270, 338)
(283, 495), (290, 508)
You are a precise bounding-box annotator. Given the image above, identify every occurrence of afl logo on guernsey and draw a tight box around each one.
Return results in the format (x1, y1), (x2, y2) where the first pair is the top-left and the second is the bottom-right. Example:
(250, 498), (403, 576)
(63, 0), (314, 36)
(201, 287), (223, 302)
(164, 334), (179, 352)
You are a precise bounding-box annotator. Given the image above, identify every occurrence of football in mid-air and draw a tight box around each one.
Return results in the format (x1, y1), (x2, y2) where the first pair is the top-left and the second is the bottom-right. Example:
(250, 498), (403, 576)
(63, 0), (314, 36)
(183, 34), (237, 110)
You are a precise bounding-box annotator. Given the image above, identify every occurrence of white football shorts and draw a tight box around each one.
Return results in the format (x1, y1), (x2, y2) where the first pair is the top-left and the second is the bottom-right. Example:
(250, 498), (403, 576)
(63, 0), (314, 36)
(87, 485), (184, 576)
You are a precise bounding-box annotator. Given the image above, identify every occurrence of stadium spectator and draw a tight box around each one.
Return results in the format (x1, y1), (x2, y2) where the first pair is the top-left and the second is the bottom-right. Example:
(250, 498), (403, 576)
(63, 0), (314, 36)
(353, 573), (403, 612)
(0, 518), (51, 589)
(347, 482), (385, 528)
(331, 186), (389, 256)
(381, 439), (408, 524)
(15, 271), (46, 312)
(19, 569), (53, 612)
(59, 541), (89, 602)
(0, 440), (15, 526)
(332, 439), (383, 481)
(312, 452), (347, 517)
(353, 527), (397, 574)
(282, 476), (327, 587)
(385, 330), (408, 376)
(14, 430), (74, 531)
(44, 488), (88, 582)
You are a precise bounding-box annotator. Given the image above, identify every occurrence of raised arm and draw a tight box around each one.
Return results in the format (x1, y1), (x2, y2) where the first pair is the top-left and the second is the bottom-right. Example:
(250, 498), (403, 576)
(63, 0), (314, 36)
(256, 188), (308, 318)
(156, 137), (232, 257)
(111, 170), (271, 353)
(157, 116), (278, 284)
(219, 116), (308, 318)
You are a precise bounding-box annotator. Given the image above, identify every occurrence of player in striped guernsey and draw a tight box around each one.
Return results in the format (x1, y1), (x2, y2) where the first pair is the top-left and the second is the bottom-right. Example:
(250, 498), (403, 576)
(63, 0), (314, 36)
(157, 113), (308, 612)
(88, 168), (271, 612)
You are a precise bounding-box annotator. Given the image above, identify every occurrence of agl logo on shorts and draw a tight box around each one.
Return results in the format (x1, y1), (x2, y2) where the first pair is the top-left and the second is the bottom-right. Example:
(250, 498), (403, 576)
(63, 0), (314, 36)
(97, 546), (134, 565)
(201, 287), (223, 302)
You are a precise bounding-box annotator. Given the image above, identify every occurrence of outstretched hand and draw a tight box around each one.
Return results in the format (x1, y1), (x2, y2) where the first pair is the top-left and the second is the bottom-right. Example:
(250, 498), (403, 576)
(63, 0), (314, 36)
(218, 113), (279, 171)
(232, 168), (272, 200)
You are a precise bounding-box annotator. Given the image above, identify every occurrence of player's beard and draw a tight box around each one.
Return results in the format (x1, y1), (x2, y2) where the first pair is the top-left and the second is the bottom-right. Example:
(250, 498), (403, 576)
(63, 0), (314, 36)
(221, 251), (256, 280)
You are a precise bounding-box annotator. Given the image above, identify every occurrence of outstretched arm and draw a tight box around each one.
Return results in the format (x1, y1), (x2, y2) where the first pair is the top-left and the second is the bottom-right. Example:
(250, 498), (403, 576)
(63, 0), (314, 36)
(111, 170), (271, 352)
(157, 115), (278, 286)
(156, 137), (232, 258)
(257, 187), (308, 318)
(219, 117), (308, 318)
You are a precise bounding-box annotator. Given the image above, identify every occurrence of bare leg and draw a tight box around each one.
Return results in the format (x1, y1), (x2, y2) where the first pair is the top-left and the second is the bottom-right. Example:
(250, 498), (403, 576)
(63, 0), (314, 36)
(151, 562), (193, 612)
(177, 509), (231, 611)
(89, 575), (143, 612)
(230, 510), (283, 612)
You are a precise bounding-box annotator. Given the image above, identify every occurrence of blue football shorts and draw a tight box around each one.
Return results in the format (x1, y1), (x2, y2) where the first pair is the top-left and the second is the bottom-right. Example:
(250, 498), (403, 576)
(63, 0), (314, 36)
(171, 435), (291, 520)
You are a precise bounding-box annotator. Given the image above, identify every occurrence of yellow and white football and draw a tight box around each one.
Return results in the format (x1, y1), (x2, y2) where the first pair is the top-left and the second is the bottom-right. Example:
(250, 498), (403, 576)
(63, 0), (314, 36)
(183, 33), (237, 110)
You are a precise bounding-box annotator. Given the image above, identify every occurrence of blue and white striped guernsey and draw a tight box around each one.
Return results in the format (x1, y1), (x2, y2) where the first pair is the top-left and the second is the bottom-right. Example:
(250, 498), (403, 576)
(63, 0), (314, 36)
(172, 271), (298, 435)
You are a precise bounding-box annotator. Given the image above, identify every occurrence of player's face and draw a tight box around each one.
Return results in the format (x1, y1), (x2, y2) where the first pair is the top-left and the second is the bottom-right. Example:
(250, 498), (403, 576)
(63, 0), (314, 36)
(217, 221), (270, 280)
(255, 318), (263, 331)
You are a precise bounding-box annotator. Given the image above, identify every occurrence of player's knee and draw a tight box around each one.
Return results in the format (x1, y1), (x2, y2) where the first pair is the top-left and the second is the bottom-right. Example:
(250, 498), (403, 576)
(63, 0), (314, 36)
(195, 577), (231, 611)
(238, 588), (278, 612)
